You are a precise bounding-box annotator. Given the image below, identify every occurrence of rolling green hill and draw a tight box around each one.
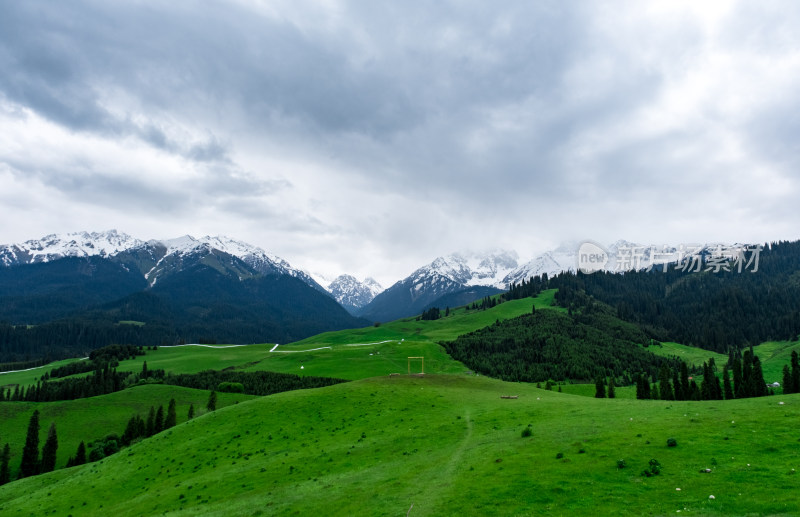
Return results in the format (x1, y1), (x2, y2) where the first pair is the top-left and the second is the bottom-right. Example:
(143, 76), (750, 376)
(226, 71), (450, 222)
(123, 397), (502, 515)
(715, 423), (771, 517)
(1, 375), (799, 516)
(0, 384), (254, 480)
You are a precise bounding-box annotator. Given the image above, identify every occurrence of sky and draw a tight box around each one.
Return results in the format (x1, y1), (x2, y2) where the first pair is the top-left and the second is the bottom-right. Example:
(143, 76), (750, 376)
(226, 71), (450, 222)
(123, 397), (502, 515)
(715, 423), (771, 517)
(1, 0), (799, 287)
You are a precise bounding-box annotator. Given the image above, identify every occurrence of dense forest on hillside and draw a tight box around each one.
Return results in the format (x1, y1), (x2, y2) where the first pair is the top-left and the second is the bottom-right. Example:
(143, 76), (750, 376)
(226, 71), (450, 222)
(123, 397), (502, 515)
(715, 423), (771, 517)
(548, 240), (800, 351)
(443, 305), (681, 383)
(0, 271), (367, 363)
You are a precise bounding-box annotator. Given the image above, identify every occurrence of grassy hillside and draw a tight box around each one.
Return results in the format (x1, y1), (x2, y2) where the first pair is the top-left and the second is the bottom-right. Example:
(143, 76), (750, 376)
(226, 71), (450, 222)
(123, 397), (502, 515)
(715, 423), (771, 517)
(0, 385), (254, 480)
(1, 375), (798, 516)
(2, 292), (559, 389)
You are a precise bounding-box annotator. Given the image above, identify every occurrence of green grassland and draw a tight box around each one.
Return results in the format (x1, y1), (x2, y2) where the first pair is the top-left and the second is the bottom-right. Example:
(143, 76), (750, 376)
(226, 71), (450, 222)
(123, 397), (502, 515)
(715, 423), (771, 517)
(1, 292), (559, 389)
(0, 385), (254, 480)
(1, 375), (799, 516)
(644, 342), (729, 367)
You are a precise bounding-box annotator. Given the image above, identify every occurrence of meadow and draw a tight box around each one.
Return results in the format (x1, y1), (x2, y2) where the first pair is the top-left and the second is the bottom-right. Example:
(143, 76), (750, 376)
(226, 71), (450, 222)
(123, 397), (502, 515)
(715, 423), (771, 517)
(1, 374), (798, 516)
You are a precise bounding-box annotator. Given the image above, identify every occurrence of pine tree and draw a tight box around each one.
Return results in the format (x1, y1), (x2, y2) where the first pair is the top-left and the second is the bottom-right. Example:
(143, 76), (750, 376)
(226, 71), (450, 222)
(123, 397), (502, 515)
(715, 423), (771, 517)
(782, 365), (793, 395)
(207, 390), (217, 411)
(165, 399), (177, 429)
(40, 422), (58, 473)
(635, 374), (644, 399)
(689, 380), (701, 400)
(146, 406), (156, 437)
(607, 377), (616, 399)
(700, 362), (712, 401)
(594, 377), (605, 398)
(0, 443), (10, 485)
(791, 351), (800, 393)
(155, 405), (165, 433)
(751, 356), (767, 397)
(742, 349), (754, 397)
(651, 383), (660, 401)
(187, 403), (195, 420)
(672, 368), (684, 401)
(142, 360), (148, 378)
(658, 365), (674, 400)
(722, 366), (733, 400)
(74, 441), (86, 466)
(19, 409), (40, 478)
(732, 354), (745, 398)
(643, 377), (652, 399)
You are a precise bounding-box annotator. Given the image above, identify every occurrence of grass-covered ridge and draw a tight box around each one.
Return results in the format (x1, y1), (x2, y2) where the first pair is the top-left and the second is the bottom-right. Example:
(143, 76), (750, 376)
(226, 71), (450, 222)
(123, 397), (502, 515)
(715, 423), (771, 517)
(0, 384), (254, 480)
(1, 375), (799, 516)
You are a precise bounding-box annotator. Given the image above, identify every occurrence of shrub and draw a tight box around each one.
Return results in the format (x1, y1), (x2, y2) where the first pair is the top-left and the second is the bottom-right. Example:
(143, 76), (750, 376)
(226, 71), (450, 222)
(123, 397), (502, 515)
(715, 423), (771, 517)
(667, 438), (678, 447)
(521, 426), (532, 438)
(617, 459), (626, 469)
(555, 452), (564, 459)
(642, 458), (662, 477)
(217, 382), (244, 393)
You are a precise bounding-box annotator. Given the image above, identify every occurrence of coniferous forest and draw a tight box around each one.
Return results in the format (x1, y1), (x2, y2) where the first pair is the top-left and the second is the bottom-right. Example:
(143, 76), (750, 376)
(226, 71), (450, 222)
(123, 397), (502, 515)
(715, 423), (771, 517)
(548, 240), (800, 352)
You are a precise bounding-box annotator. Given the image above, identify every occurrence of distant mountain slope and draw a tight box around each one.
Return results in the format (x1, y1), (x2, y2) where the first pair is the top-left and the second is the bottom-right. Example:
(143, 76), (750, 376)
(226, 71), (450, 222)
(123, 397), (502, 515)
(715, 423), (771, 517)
(358, 250), (518, 322)
(0, 256), (147, 324)
(0, 231), (367, 361)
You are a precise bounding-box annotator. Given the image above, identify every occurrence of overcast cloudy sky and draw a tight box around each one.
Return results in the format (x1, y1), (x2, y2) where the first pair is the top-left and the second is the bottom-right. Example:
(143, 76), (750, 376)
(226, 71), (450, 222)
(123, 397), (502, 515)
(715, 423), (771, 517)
(1, 1), (799, 286)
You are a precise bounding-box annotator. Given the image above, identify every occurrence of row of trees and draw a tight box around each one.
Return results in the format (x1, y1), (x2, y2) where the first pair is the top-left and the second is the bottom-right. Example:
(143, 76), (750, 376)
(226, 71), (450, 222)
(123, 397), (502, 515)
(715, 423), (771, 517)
(502, 274), (548, 302)
(467, 296), (499, 311)
(418, 307), (443, 321)
(1, 362), (166, 403)
(0, 410), (60, 483)
(164, 370), (348, 396)
(634, 349), (771, 401)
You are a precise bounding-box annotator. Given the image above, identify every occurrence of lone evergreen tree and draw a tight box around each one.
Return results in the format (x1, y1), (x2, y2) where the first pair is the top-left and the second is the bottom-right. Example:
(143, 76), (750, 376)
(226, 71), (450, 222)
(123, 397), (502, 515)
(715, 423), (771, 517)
(207, 390), (217, 412)
(165, 399), (177, 429)
(40, 422), (58, 473)
(187, 403), (195, 420)
(791, 351), (800, 393)
(607, 377), (616, 399)
(19, 409), (40, 478)
(0, 443), (10, 485)
(74, 441), (86, 466)
(594, 377), (606, 398)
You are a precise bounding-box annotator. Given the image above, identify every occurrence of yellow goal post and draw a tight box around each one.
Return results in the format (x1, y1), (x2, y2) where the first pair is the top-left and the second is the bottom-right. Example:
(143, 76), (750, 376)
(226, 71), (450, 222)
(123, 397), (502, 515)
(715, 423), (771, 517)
(407, 356), (424, 374)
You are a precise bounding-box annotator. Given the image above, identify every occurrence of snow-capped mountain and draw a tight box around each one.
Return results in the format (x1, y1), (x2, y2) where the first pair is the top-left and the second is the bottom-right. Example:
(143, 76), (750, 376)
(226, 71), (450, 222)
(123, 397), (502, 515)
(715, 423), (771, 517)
(140, 235), (325, 291)
(0, 230), (145, 266)
(327, 275), (383, 313)
(0, 231), (325, 292)
(358, 250), (516, 322)
(501, 241), (581, 286)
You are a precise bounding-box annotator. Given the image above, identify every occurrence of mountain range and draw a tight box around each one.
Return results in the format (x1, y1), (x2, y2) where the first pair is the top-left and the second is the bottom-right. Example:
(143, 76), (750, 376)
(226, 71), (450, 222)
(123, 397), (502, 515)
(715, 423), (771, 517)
(6, 230), (715, 336)
(0, 231), (369, 360)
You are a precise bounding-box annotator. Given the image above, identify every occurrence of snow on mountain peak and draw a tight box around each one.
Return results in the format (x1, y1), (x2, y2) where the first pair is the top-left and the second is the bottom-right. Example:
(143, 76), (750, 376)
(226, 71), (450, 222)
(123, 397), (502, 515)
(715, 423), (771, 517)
(327, 274), (384, 311)
(413, 249), (519, 289)
(0, 230), (144, 265)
